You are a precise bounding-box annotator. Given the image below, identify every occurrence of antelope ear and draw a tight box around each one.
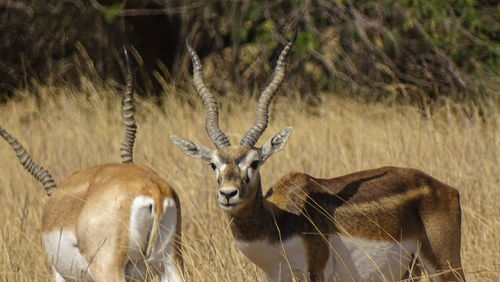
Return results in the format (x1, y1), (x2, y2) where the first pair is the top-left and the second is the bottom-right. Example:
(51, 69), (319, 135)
(261, 127), (292, 163)
(170, 136), (213, 162)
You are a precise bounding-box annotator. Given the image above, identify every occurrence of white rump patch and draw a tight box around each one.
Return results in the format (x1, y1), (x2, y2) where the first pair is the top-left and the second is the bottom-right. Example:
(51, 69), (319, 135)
(155, 198), (182, 282)
(42, 230), (92, 281)
(127, 196), (181, 282)
(150, 198), (177, 257)
(129, 195), (155, 258)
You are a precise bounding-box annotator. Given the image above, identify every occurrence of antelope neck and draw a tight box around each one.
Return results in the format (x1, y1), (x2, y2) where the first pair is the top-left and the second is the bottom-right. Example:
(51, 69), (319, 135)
(227, 182), (274, 242)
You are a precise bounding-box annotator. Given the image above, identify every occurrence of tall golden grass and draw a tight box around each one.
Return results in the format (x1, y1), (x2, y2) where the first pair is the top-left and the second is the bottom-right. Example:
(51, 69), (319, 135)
(0, 82), (498, 281)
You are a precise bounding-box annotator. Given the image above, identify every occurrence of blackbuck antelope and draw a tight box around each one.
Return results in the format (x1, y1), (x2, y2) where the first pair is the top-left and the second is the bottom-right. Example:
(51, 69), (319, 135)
(1, 49), (183, 282)
(171, 34), (465, 281)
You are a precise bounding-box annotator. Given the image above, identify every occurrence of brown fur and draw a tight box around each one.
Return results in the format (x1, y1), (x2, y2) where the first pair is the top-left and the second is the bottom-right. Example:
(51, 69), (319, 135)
(42, 163), (183, 281)
(214, 146), (465, 282)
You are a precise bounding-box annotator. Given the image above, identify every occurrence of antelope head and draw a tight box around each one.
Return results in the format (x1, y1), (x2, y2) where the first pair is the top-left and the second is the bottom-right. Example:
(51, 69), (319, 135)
(172, 33), (296, 214)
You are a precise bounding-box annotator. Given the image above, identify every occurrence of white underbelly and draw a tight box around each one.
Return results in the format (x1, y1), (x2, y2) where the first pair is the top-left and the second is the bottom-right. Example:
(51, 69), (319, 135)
(236, 236), (308, 281)
(236, 235), (418, 282)
(42, 230), (93, 281)
(326, 235), (417, 281)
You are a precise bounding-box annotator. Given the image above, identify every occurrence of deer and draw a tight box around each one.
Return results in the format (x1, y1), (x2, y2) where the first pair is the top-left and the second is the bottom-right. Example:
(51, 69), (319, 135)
(170, 33), (466, 282)
(0, 48), (183, 282)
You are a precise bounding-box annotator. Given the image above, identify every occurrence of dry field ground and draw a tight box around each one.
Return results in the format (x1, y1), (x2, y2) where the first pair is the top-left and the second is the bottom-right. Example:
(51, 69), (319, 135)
(0, 83), (498, 281)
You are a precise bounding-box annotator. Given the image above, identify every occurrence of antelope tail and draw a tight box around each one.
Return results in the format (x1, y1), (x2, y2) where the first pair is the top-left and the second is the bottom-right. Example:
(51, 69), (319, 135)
(146, 207), (160, 258)
(0, 126), (57, 196)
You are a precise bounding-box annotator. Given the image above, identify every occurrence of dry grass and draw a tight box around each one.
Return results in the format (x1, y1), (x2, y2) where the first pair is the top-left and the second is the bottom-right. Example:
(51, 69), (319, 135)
(0, 82), (498, 281)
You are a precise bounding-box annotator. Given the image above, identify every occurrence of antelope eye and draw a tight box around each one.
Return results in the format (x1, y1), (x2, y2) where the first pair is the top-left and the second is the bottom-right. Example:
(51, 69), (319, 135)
(210, 163), (217, 171)
(250, 160), (260, 170)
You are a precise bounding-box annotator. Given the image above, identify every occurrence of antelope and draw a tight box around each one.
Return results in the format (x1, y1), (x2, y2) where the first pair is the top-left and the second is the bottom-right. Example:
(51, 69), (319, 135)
(0, 49), (183, 282)
(170, 34), (466, 281)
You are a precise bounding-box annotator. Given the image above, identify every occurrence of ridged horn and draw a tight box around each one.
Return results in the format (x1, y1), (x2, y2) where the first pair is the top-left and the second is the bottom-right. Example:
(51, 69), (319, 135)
(186, 39), (231, 149)
(0, 126), (57, 196)
(120, 46), (137, 164)
(240, 31), (297, 147)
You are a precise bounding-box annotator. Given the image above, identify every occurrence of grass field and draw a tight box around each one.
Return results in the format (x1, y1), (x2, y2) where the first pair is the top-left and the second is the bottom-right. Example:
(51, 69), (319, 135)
(0, 82), (499, 281)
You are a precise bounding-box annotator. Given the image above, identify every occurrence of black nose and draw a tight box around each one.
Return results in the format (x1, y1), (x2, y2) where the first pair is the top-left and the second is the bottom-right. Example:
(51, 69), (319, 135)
(219, 187), (239, 200)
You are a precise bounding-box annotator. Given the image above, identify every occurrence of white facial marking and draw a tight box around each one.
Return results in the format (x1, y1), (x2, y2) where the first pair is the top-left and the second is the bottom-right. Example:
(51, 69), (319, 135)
(238, 150), (259, 170)
(211, 154), (224, 180)
(217, 164), (227, 180)
(218, 185), (241, 211)
(238, 150), (260, 180)
(219, 163), (227, 172)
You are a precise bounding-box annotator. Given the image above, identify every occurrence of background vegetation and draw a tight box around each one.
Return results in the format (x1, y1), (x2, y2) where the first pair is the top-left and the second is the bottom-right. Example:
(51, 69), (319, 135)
(1, 0), (499, 104)
(0, 84), (499, 281)
(1, 1), (499, 281)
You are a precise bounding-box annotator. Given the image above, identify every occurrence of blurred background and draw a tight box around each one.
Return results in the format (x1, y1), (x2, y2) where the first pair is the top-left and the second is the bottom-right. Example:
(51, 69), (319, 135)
(1, 0), (499, 105)
(1, 1), (499, 281)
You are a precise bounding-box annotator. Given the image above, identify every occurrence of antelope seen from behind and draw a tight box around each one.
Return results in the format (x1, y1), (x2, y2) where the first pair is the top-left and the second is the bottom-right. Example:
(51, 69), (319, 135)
(171, 34), (466, 281)
(1, 49), (183, 281)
